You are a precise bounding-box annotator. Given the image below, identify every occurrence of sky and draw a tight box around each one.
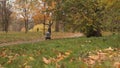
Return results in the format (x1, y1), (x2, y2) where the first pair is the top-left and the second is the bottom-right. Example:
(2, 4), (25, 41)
(9, 0), (15, 2)
(9, 0), (15, 3)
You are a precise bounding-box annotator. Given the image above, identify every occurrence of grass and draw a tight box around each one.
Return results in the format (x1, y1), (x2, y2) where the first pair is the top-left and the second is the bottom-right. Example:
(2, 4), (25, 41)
(0, 31), (115, 44)
(0, 34), (120, 68)
(0, 32), (80, 44)
(0, 32), (42, 43)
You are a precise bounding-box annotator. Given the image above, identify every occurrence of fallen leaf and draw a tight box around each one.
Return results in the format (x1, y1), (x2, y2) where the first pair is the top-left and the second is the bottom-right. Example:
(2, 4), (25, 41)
(88, 55), (99, 60)
(0, 64), (4, 68)
(29, 57), (35, 61)
(98, 52), (107, 61)
(65, 52), (70, 56)
(88, 59), (95, 65)
(114, 62), (120, 68)
(42, 57), (51, 64)
(25, 65), (32, 68)
(105, 47), (114, 51)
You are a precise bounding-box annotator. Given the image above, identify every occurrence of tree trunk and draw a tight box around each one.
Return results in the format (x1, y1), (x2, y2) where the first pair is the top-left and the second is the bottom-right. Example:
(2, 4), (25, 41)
(55, 22), (59, 32)
(1, 0), (11, 33)
(25, 20), (28, 33)
(43, 14), (46, 35)
(24, 5), (28, 33)
(43, 2), (46, 35)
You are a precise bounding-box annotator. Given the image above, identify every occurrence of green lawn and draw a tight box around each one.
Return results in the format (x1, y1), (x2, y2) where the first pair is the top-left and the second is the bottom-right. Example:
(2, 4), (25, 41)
(0, 32), (42, 43)
(0, 32), (79, 44)
(0, 35), (120, 68)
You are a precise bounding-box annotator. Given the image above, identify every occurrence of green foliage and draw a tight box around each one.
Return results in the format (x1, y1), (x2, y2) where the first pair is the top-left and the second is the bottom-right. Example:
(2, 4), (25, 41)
(58, 0), (108, 37)
(52, 0), (120, 36)
(102, 0), (120, 33)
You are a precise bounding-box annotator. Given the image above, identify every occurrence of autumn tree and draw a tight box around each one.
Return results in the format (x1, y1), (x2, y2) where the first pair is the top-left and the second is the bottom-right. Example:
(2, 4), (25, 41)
(14, 0), (38, 33)
(44, 0), (55, 33)
(37, 0), (55, 34)
(42, 0), (65, 32)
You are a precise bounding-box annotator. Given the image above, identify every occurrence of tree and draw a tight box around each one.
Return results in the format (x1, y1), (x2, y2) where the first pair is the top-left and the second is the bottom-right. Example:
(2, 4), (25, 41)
(0, 3), (2, 30)
(60, 0), (109, 37)
(41, 0), (56, 34)
(0, 0), (12, 33)
(14, 0), (38, 33)
(42, 0), (66, 32)
(102, 0), (120, 33)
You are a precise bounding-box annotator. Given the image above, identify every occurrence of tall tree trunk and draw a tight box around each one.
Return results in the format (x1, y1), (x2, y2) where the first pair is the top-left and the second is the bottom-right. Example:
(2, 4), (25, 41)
(48, 20), (53, 34)
(1, 0), (10, 33)
(43, 14), (46, 35)
(24, 10), (28, 33)
(1, 1), (5, 32)
(54, 1), (62, 32)
(1, 7), (5, 31)
(25, 20), (28, 33)
(43, 1), (46, 35)
(24, 0), (28, 33)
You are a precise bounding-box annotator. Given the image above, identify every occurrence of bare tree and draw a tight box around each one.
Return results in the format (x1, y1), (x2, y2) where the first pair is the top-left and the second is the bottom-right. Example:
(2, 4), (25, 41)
(13, 0), (38, 33)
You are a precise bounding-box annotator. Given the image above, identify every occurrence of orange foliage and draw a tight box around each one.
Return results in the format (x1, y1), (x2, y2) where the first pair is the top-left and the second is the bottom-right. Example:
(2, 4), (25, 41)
(32, 12), (51, 25)
(33, 13), (44, 24)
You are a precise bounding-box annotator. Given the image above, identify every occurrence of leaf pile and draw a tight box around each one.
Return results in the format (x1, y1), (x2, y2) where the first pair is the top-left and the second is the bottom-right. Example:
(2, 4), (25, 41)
(43, 51), (71, 64)
(83, 47), (120, 68)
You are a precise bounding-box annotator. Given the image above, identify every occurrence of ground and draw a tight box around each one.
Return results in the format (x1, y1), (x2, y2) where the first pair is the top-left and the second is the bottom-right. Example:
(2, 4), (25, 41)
(0, 32), (83, 47)
(0, 32), (119, 68)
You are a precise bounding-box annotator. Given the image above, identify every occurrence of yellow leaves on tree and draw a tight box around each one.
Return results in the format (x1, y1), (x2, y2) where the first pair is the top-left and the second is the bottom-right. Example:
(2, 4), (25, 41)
(101, 0), (117, 8)
(33, 13), (44, 25)
(33, 12), (51, 25)
(51, 1), (56, 9)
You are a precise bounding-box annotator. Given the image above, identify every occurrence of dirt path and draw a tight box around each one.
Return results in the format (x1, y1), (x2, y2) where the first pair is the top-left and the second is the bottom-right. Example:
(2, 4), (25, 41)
(0, 39), (43, 47)
(0, 33), (83, 47)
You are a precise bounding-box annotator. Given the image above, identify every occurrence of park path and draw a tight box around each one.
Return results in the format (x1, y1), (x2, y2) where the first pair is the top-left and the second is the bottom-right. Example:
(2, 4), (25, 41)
(0, 33), (83, 47)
